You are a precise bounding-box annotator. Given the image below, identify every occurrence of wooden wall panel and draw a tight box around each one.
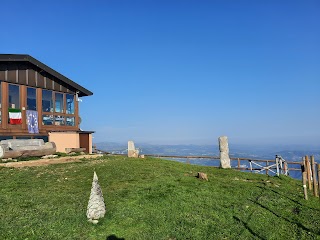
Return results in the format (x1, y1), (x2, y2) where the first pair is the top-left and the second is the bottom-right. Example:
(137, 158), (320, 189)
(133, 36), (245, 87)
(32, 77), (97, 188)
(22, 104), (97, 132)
(37, 72), (45, 88)
(7, 70), (17, 83)
(0, 63), (6, 81)
(0, 71), (5, 81)
(28, 69), (36, 87)
(53, 78), (61, 91)
(7, 63), (18, 83)
(18, 70), (27, 85)
(45, 77), (54, 90)
(61, 85), (68, 93)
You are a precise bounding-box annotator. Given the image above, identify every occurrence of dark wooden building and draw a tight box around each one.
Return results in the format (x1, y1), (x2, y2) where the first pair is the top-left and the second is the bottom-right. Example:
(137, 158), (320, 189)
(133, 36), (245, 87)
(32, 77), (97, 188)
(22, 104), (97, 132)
(0, 54), (94, 153)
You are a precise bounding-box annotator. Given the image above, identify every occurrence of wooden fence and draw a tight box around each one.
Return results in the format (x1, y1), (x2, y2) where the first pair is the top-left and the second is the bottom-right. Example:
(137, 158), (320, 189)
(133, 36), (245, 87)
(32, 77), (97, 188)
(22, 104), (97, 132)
(301, 155), (320, 200)
(144, 154), (302, 174)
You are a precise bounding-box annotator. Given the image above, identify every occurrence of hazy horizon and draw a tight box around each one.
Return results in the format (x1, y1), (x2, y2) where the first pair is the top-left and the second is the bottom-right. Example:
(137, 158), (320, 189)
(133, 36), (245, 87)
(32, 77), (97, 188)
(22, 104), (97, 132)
(93, 137), (320, 150)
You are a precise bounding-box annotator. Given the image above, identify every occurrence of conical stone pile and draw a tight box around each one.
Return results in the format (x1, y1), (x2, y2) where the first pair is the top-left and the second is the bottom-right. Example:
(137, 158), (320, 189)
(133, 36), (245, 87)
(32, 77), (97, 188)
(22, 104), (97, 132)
(87, 172), (106, 223)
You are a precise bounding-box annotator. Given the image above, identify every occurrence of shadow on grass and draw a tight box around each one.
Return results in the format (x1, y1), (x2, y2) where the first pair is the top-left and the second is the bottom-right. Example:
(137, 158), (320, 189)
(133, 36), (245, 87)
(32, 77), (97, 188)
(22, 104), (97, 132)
(249, 199), (320, 236)
(249, 184), (320, 237)
(106, 234), (125, 240)
(233, 215), (266, 240)
(233, 185), (267, 239)
(257, 186), (320, 213)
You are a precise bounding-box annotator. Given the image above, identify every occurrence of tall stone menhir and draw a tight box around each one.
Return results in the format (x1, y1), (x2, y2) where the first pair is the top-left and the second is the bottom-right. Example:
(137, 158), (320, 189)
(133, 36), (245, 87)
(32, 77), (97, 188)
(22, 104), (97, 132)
(87, 172), (106, 224)
(128, 140), (139, 158)
(219, 136), (231, 169)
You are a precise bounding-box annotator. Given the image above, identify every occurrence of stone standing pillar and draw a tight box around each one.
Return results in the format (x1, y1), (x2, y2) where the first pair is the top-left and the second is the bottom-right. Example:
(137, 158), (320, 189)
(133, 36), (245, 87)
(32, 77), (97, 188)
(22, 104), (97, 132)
(128, 140), (139, 158)
(219, 136), (231, 169)
(87, 172), (106, 223)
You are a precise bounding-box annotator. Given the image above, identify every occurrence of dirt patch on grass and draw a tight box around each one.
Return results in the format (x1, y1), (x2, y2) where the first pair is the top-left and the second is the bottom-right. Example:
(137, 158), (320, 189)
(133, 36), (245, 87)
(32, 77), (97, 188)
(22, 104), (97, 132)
(0, 154), (104, 168)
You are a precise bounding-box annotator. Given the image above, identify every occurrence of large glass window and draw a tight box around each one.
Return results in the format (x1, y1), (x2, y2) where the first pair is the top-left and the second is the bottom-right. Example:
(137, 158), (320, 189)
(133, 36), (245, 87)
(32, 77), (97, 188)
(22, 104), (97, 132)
(66, 94), (75, 114)
(27, 87), (37, 110)
(55, 93), (64, 113)
(41, 91), (76, 128)
(42, 90), (53, 112)
(8, 84), (20, 109)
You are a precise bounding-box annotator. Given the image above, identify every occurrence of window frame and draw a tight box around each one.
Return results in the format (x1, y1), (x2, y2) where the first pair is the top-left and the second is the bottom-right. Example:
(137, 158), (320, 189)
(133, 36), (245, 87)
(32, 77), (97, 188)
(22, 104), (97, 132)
(8, 83), (20, 109)
(41, 90), (77, 127)
(27, 87), (37, 111)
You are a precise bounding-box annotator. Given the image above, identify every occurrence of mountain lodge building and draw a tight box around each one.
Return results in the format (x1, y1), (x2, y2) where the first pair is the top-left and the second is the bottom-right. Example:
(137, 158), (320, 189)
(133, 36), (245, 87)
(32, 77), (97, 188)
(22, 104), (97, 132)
(0, 54), (94, 153)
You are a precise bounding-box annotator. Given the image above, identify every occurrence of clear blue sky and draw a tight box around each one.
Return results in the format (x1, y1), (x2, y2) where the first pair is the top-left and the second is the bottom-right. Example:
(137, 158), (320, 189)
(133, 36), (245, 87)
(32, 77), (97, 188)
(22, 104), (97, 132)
(1, 1), (319, 145)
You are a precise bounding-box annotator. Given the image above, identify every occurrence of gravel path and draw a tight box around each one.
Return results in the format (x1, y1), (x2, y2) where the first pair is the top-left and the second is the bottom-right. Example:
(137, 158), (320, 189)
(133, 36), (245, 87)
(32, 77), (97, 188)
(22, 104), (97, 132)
(0, 154), (104, 168)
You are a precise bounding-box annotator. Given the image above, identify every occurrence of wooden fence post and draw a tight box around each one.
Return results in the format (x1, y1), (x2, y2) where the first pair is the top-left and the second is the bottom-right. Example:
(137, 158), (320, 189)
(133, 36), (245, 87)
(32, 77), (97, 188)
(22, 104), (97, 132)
(311, 156), (318, 197)
(302, 156), (305, 179)
(305, 155), (312, 190)
(265, 160), (269, 175)
(318, 164), (320, 200)
(301, 164), (308, 200)
(276, 156), (279, 176)
(237, 158), (240, 170)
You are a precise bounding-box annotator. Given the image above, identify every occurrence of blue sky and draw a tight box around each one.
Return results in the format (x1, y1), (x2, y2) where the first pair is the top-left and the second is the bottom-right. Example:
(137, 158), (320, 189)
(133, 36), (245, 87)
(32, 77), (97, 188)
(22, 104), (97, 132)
(1, 1), (319, 145)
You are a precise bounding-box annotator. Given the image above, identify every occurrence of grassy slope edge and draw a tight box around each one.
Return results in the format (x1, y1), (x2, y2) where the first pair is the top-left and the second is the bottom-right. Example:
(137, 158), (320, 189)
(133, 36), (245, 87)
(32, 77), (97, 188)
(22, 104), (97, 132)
(0, 156), (319, 240)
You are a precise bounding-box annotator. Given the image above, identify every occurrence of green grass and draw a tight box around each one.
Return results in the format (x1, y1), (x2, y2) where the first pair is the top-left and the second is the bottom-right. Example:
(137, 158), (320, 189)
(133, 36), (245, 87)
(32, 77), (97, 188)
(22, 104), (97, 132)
(0, 156), (320, 240)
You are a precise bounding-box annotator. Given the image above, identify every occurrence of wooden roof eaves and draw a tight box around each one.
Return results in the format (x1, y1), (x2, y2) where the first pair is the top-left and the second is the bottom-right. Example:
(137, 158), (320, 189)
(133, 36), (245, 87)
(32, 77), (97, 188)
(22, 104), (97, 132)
(0, 54), (93, 97)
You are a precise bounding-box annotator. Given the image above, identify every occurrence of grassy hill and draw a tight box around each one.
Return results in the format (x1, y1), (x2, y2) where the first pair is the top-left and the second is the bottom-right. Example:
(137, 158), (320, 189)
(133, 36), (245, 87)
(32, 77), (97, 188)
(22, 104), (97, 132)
(0, 156), (319, 240)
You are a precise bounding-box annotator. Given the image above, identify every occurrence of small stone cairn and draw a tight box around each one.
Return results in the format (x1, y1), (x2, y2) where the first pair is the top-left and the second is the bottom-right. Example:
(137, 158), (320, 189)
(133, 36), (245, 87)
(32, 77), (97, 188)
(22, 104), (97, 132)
(219, 136), (231, 169)
(87, 172), (106, 224)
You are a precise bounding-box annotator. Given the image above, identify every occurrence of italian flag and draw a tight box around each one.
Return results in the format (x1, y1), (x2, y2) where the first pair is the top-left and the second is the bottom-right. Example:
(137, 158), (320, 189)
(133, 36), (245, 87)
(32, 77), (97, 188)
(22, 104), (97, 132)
(9, 108), (22, 124)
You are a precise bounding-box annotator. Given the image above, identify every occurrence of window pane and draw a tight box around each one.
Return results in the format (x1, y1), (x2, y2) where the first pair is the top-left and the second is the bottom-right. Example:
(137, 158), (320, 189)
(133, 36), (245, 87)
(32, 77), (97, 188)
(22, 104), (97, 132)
(9, 84), (20, 109)
(42, 90), (53, 112)
(66, 94), (74, 114)
(66, 116), (75, 126)
(27, 88), (37, 110)
(55, 93), (64, 113)
(42, 114), (53, 125)
(55, 115), (65, 126)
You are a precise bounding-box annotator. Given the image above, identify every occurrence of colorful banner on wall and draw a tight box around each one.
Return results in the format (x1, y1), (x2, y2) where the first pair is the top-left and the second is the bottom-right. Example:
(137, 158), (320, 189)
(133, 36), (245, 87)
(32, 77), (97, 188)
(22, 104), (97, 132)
(8, 108), (22, 124)
(26, 110), (39, 134)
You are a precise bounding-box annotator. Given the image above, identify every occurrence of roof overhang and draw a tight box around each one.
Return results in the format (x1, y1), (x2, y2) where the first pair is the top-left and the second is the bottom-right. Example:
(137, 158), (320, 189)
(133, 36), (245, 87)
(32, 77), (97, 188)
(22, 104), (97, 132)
(0, 54), (93, 97)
